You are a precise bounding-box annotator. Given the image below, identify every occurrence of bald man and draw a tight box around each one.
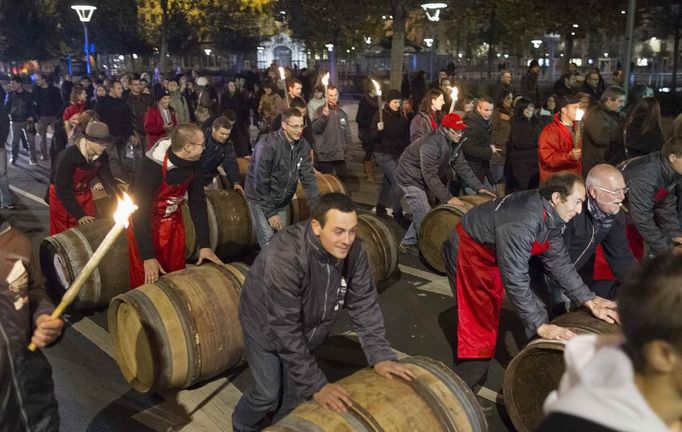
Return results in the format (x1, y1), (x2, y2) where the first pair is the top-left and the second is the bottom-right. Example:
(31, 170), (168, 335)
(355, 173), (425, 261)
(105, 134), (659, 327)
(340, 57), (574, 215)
(538, 164), (636, 311)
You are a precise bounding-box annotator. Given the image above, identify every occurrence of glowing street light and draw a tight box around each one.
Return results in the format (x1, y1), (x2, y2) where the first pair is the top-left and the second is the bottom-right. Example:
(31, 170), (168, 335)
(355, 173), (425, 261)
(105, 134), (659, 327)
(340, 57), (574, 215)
(72, 4), (97, 74)
(531, 39), (543, 49)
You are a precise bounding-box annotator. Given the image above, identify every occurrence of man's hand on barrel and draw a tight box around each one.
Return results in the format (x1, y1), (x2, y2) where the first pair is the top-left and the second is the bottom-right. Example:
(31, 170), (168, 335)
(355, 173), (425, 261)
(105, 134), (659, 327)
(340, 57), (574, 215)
(448, 197), (465, 206)
(31, 314), (64, 348)
(313, 383), (353, 414)
(196, 248), (223, 266)
(268, 215), (284, 231)
(479, 189), (497, 198)
(583, 296), (620, 325)
(536, 323), (576, 341)
(78, 216), (96, 225)
(143, 258), (167, 284)
(373, 360), (416, 381)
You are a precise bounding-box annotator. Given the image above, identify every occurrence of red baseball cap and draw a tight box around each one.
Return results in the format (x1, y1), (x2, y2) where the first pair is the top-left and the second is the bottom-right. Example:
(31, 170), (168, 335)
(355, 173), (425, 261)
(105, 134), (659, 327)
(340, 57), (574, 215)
(441, 113), (467, 130)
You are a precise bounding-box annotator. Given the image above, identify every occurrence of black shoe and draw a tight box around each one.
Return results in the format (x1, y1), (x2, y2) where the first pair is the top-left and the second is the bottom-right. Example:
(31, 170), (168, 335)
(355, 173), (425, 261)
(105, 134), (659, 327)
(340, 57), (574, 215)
(393, 213), (411, 229)
(10, 157), (17, 166)
(399, 241), (419, 256)
(1, 204), (15, 210)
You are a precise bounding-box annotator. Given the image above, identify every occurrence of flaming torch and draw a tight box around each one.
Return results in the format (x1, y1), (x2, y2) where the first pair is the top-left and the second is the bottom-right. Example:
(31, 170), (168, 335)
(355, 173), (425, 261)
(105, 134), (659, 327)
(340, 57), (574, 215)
(449, 86), (459, 113)
(371, 79), (383, 123)
(28, 193), (138, 351)
(278, 66), (289, 108)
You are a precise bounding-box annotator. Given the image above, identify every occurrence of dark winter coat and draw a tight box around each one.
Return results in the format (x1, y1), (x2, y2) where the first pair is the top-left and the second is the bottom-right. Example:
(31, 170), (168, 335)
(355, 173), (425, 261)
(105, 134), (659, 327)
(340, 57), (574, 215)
(370, 106), (410, 156)
(509, 115), (542, 190)
(356, 95), (379, 148)
(583, 103), (626, 175)
(245, 129), (319, 218)
(462, 110), (494, 183)
(238, 221), (397, 398)
(624, 125), (664, 158)
(200, 128), (240, 187)
(5, 90), (35, 122)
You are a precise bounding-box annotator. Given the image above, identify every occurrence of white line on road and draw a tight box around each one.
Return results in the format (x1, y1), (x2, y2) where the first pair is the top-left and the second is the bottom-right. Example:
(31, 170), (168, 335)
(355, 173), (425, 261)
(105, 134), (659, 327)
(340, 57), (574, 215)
(10, 185), (48, 207)
(399, 264), (453, 297)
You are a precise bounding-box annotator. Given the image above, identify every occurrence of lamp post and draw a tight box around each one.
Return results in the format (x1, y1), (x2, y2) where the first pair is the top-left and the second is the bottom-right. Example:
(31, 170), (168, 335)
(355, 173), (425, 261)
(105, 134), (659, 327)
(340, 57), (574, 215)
(204, 48), (212, 68)
(421, 3), (447, 81)
(71, 4), (96, 75)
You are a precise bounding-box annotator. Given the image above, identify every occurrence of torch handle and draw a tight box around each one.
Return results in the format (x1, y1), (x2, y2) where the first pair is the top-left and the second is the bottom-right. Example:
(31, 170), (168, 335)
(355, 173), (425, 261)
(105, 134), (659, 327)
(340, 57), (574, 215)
(574, 123), (582, 149)
(284, 91), (290, 109)
(28, 223), (126, 352)
(378, 96), (383, 123)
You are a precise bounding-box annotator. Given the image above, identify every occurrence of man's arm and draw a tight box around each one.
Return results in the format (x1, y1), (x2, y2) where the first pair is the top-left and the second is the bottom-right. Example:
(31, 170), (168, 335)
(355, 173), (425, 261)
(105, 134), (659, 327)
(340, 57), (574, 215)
(602, 211), (637, 280)
(628, 179), (674, 255)
(54, 155), (89, 219)
(583, 110), (612, 148)
(264, 254), (328, 398)
(452, 149), (485, 191)
(461, 130), (493, 159)
(311, 109), (328, 135)
(298, 140), (320, 209)
(538, 128), (574, 169)
(220, 141), (241, 186)
(419, 140), (451, 203)
(131, 158), (163, 260)
(654, 189), (682, 239)
(251, 138), (278, 218)
(345, 241), (397, 365)
(187, 169), (210, 250)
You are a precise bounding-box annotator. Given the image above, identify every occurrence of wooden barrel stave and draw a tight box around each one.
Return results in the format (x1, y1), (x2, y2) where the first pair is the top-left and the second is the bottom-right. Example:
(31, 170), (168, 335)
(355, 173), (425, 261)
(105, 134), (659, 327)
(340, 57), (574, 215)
(459, 193), (494, 208)
(108, 263), (247, 393)
(205, 189), (257, 260)
(503, 310), (622, 432)
(418, 204), (471, 274)
(39, 219), (130, 309)
(356, 214), (398, 285)
(266, 356), (487, 432)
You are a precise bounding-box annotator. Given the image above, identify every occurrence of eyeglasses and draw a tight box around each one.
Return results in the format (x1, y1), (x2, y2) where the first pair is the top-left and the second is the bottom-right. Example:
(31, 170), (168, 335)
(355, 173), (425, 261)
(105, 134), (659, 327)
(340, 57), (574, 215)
(286, 123), (304, 130)
(189, 142), (205, 148)
(593, 185), (629, 197)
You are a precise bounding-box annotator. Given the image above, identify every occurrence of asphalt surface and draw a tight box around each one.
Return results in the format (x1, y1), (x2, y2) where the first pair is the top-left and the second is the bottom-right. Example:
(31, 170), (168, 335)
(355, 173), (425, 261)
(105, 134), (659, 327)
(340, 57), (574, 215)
(2, 127), (523, 432)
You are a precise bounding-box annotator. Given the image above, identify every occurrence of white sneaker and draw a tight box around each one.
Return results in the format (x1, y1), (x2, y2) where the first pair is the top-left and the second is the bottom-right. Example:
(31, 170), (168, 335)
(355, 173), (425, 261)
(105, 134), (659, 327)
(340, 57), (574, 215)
(29, 160), (38, 166)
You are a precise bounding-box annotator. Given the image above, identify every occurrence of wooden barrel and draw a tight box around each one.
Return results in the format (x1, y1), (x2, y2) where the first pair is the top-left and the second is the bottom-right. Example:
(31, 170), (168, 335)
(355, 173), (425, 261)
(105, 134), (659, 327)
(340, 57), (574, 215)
(357, 214), (398, 285)
(418, 203), (472, 273)
(39, 219), (130, 310)
(266, 356), (487, 432)
(459, 193), (494, 208)
(503, 310), (622, 432)
(92, 186), (116, 219)
(290, 173), (347, 224)
(108, 263), (248, 393)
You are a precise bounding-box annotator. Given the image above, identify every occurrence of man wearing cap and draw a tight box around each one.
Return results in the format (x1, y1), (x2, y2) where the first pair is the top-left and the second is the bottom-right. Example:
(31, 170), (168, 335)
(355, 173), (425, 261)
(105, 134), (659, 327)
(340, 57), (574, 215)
(144, 90), (177, 150)
(396, 112), (495, 255)
(538, 94), (583, 182)
(128, 123), (222, 289)
(48, 121), (120, 235)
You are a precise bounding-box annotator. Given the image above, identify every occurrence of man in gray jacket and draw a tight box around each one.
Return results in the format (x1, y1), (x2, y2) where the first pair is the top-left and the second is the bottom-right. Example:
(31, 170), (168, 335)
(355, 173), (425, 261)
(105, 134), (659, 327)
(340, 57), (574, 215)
(233, 193), (414, 431)
(245, 108), (320, 247)
(311, 85), (352, 175)
(396, 113), (495, 255)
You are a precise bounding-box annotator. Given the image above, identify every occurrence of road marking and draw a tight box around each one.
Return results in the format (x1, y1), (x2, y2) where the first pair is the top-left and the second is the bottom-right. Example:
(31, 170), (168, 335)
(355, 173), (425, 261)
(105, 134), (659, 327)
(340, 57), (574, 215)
(69, 317), (114, 358)
(399, 264), (453, 297)
(10, 185), (48, 207)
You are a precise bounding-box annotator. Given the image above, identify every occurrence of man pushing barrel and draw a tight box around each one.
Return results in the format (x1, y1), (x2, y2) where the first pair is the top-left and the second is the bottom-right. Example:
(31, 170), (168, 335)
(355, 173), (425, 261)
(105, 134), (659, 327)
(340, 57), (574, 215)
(127, 123), (222, 289)
(232, 193), (414, 431)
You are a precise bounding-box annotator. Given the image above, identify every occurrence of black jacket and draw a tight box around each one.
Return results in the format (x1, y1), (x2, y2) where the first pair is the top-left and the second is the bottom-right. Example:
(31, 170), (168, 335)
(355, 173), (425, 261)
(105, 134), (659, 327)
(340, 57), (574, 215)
(562, 199), (636, 279)
(624, 125), (664, 158)
(621, 151), (682, 255)
(5, 90), (35, 122)
(509, 116), (542, 190)
(34, 85), (62, 117)
(200, 128), (239, 186)
(0, 104), (9, 144)
(356, 95), (379, 145)
(239, 221), (397, 398)
(450, 190), (595, 336)
(245, 129), (319, 218)
(127, 93), (153, 135)
(370, 107), (410, 156)
(583, 103), (626, 175)
(396, 129), (485, 203)
(95, 95), (133, 138)
(462, 110), (493, 183)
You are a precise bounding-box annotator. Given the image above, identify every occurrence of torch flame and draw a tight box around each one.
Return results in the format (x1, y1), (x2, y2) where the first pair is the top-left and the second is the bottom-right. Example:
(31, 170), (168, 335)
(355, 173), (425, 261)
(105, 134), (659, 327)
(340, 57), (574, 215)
(278, 66), (286, 81)
(575, 108), (585, 122)
(370, 79), (382, 96)
(321, 73), (330, 87)
(113, 193), (138, 227)
(450, 86), (459, 102)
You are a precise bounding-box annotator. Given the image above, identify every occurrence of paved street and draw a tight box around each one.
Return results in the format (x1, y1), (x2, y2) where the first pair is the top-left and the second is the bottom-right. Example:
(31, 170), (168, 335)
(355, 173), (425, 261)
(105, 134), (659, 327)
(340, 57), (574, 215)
(2, 121), (523, 432)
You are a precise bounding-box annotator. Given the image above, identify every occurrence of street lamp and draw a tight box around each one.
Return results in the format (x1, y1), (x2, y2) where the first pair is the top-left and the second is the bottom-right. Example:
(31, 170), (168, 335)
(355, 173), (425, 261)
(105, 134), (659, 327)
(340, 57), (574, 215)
(71, 4), (96, 74)
(204, 48), (212, 68)
(421, 2), (447, 80)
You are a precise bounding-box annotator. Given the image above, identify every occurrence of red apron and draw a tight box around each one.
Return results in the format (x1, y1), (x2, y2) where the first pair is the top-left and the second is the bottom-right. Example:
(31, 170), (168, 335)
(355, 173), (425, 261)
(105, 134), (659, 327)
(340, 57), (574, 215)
(593, 187), (668, 280)
(127, 154), (191, 288)
(48, 164), (99, 235)
(455, 223), (550, 359)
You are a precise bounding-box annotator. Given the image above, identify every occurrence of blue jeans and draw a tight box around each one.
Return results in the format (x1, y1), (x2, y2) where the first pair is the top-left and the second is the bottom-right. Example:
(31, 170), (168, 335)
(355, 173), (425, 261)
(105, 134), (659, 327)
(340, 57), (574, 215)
(247, 200), (289, 248)
(375, 153), (402, 214)
(0, 148), (12, 207)
(232, 331), (302, 431)
(400, 185), (431, 246)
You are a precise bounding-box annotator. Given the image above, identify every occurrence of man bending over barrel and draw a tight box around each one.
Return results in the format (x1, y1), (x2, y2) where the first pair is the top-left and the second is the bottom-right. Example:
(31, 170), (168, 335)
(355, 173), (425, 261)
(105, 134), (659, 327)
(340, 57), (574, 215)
(245, 107), (319, 248)
(232, 193), (414, 431)
(127, 123), (222, 289)
(442, 173), (619, 389)
(540, 253), (682, 432)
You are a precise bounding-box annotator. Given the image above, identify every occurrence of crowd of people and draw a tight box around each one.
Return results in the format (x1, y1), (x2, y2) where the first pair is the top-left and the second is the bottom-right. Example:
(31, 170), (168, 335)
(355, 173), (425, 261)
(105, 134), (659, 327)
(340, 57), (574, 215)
(2, 59), (682, 432)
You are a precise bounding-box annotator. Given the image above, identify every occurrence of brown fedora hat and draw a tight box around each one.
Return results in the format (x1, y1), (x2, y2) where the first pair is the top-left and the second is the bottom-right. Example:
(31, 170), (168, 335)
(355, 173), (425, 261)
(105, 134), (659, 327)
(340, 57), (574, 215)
(82, 121), (113, 145)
